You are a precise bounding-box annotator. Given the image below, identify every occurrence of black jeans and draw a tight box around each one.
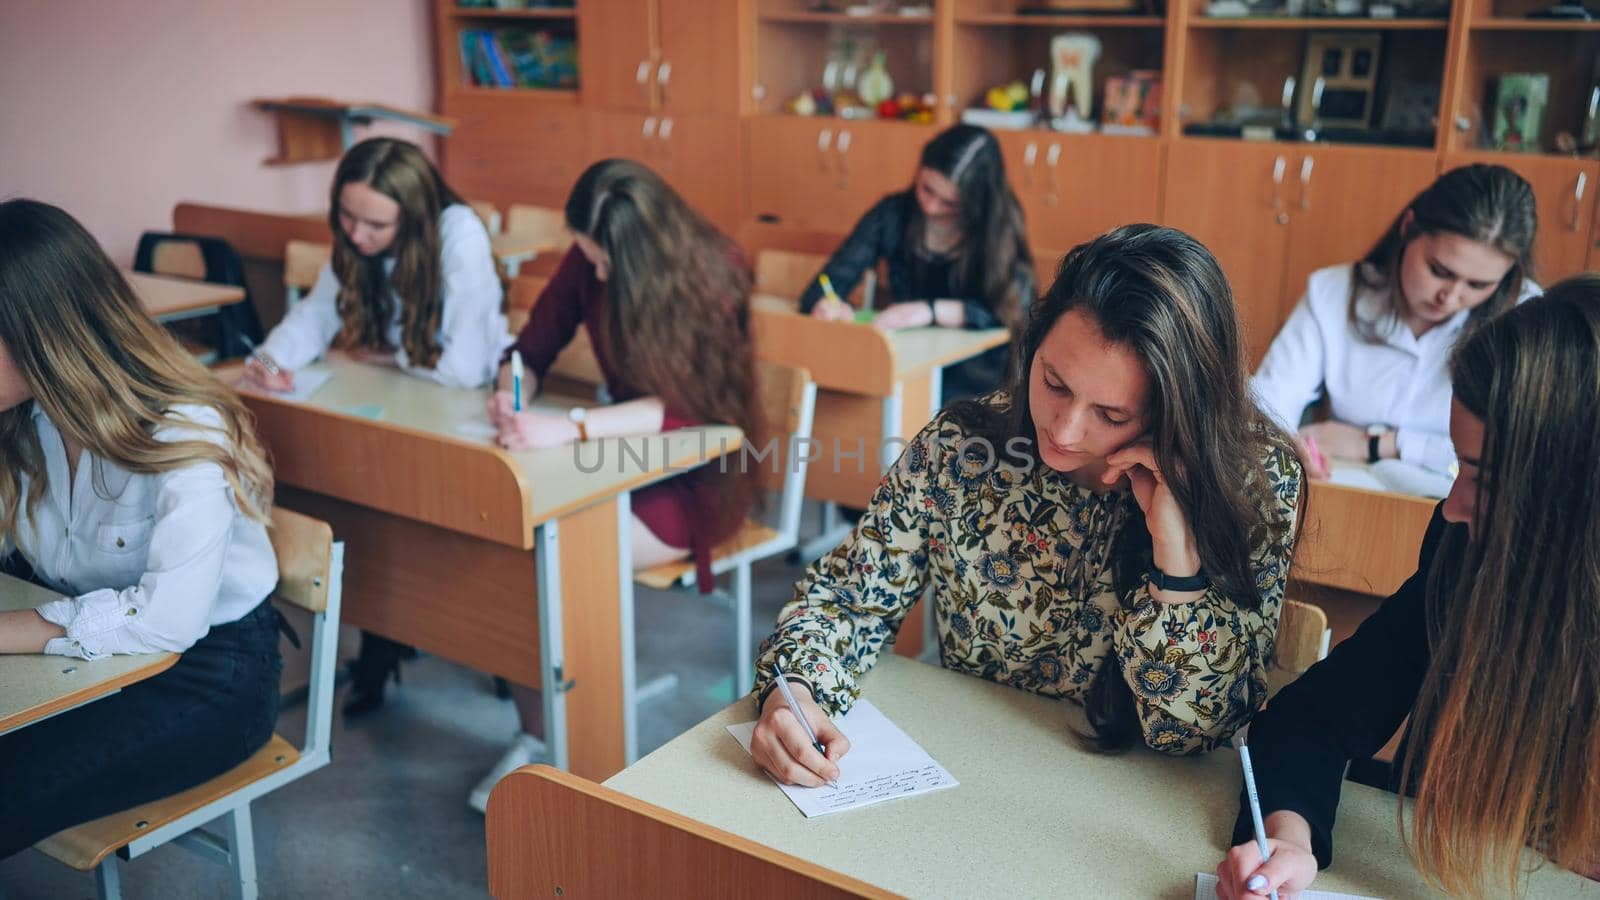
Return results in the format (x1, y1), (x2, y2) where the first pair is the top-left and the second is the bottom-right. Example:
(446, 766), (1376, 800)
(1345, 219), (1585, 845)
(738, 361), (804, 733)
(0, 601), (283, 858)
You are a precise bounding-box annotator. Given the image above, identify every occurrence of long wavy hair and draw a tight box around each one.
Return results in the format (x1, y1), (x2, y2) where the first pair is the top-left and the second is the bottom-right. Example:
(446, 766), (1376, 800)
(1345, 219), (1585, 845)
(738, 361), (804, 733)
(566, 159), (765, 524)
(0, 200), (273, 542)
(1400, 274), (1600, 896)
(1350, 164), (1536, 343)
(947, 224), (1300, 751)
(905, 124), (1033, 331)
(328, 137), (473, 368)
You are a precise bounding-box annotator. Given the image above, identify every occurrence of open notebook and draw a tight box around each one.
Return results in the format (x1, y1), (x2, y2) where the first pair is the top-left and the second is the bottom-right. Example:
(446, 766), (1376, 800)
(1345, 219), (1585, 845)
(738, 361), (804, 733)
(1328, 460), (1453, 499)
(727, 698), (957, 818)
(1194, 872), (1377, 900)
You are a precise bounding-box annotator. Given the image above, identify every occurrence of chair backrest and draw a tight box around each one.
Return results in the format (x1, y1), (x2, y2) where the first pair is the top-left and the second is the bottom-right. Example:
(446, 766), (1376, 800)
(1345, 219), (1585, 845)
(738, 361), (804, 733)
(469, 200), (502, 235)
(1274, 597), (1331, 674)
(754, 361), (817, 544)
(134, 231), (264, 357)
(505, 204), (570, 248)
(754, 249), (829, 304)
(283, 239), (331, 293)
(487, 765), (893, 899)
(268, 507), (342, 759)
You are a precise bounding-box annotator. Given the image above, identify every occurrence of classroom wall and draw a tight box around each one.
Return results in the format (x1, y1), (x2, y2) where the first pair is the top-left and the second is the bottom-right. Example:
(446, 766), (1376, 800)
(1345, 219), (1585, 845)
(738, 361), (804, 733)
(0, 0), (439, 266)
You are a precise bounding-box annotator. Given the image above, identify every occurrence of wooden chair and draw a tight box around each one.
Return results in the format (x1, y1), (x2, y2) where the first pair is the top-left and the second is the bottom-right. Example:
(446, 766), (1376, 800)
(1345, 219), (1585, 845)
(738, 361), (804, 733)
(469, 199), (502, 235)
(35, 509), (345, 900)
(486, 765), (894, 899)
(505, 203), (569, 249)
(634, 362), (816, 698)
(282, 239), (332, 310)
(753, 247), (873, 309)
(133, 232), (264, 362)
(1266, 597), (1331, 698)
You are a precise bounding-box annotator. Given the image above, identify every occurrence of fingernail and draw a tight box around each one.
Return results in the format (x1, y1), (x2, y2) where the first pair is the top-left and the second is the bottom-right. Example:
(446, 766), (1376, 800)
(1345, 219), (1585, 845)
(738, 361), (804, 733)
(1246, 874), (1267, 891)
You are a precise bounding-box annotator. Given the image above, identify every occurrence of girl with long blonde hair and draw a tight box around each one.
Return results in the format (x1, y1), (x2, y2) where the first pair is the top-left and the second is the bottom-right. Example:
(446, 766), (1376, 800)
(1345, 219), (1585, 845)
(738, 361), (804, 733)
(0, 200), (283, 857)
(1216, 275), (1600, 898)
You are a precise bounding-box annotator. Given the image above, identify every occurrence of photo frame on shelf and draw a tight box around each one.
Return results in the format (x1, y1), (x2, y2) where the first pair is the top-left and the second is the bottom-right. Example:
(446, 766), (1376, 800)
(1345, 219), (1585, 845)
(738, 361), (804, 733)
(1486, 73), (1550, 153)
(1296, 32), (1383, 131)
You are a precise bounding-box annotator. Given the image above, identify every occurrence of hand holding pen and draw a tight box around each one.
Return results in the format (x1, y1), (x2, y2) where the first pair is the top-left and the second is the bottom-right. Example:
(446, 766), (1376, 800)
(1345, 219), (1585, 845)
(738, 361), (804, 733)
(810, 274), (854, 323)
(750, 670), (851, 789)
(239, 335), (294, 393)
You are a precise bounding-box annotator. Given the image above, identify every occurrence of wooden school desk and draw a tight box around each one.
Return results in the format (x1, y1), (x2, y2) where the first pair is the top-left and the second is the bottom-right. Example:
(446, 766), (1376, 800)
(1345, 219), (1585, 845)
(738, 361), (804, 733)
(125, 270), (246, 324)
(227, 357), (741, 780)
(0, 574), (177, 738)
(1292, 466), (1438, 598)
(589, 655), (1599, 899)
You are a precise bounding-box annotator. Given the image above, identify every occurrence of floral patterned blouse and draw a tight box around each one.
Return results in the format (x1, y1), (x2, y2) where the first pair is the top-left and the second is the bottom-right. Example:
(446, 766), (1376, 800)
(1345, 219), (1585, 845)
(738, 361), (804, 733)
(755, 396), (1303, 755)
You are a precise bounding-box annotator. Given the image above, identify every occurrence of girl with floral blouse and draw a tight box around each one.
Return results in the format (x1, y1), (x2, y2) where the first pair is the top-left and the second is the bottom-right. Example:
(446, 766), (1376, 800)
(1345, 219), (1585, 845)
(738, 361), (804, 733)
(750, 225), (1304, 787)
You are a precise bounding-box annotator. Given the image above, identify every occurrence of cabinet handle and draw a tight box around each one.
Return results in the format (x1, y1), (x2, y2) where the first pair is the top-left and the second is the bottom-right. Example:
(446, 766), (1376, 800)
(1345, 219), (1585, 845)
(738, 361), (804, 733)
(1044, 143), (1062, 207)
(836, 129), (853, 188)
(642, 116), (658, 141)
(1454, 114), (1472, 133)
(1022, 142), (1038, 189)
(1271, 155), (1288, 225)
(635, 59), (652, 105)
(1572, 172), (1588, 232)
(817, 128), (833, 173)
(658, 117), (673, 170)
(1298, 156), (1314, 212)
(656, 60), (672, 108)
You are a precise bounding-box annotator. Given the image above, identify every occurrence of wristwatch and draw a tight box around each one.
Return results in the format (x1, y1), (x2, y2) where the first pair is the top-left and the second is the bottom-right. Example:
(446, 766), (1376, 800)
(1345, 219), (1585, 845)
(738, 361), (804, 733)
(1148, 562), (1209, 592)
(1366, 423), (1389, 464)
(568, 406), (589, 442)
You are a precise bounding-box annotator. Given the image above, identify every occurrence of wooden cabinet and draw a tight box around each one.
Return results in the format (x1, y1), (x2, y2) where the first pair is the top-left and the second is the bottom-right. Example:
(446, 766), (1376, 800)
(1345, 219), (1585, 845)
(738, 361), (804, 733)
(997, 132), (1162, 257)
(1281, 146), (1439, 310)
(442, 93), (588, 209)
(578, 0), (656, 112)
(588, 112), (743, 232)
(746, 117), (926, 233)
(1163, 140), (1296, 366)
(1445, 153), (1599, 286)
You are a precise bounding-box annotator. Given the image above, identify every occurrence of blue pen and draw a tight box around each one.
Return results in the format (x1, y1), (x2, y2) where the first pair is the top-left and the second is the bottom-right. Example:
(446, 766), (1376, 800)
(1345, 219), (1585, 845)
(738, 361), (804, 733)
(511, 350), (524, 413)
(1239, 745), (1280, 900)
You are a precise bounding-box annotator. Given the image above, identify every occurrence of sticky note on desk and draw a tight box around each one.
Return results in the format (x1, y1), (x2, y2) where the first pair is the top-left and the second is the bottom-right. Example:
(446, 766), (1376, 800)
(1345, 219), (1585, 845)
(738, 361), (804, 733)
(727, 698), (957, 818)
(853, 308), (877, 324)
(339, 403), (385, 420)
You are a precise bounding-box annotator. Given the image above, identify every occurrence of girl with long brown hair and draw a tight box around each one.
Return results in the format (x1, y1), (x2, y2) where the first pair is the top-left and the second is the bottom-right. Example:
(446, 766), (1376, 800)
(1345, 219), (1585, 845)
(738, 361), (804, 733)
(750, 225), (1302, 787)
(1216, 275), (1600, 898)
(474, 158), (764, 810)
(799, 123), (1035, 404)
(244, 136), (508, 391)
(1253, 164), (1538, 481)
(0, 200), (282, 857)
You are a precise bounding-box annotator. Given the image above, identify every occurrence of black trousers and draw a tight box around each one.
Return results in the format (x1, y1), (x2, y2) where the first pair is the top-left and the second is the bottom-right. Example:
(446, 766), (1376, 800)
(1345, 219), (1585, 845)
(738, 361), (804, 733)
(0, 601), (283, 858)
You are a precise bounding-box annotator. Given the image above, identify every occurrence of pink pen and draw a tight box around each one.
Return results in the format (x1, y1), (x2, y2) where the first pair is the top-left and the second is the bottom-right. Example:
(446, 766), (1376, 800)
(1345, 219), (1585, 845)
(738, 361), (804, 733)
(1303, 434), (1327, 473)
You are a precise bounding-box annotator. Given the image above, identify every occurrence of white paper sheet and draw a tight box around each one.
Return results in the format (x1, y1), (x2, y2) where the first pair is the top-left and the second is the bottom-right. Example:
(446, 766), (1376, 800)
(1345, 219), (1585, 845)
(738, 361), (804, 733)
(1194, 872), (1377, 900)
(727, 698), (957, 818)
(235, 366), (333, 404)
(1327, 460), (1452, 499)
(453, 420), (499, 441)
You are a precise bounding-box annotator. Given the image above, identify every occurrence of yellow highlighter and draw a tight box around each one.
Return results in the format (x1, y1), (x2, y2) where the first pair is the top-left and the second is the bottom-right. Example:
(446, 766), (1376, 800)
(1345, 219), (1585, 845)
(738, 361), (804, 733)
(818, 273), (842, 304)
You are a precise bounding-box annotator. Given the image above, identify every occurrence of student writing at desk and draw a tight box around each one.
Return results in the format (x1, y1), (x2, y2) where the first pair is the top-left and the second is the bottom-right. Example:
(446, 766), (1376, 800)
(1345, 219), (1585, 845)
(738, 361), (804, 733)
(752, 226), (1303, 786)
(0, 201), (282, 857)
(1252, 164), (1539, 480)
(1216, 276), (1600, 899)
(475, 159), (765, 811)
(798, 124), (1034, 405)
(242, 137), (509, 715)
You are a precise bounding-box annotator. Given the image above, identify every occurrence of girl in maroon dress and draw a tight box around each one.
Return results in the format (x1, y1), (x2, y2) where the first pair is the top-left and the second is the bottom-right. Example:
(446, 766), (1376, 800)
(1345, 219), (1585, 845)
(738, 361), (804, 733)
(471, 159), (765, 810)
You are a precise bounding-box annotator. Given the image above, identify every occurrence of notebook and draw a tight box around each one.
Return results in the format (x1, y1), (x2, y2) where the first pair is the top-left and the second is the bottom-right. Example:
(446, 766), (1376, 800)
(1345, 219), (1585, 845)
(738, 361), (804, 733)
(1194, 872), (1377, 900)
(727, 697), (957, 818)
(234, 366), (332, 404)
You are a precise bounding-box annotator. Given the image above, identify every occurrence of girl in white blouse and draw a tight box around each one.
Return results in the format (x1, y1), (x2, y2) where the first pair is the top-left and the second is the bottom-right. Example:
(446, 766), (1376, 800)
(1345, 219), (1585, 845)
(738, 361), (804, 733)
(1252, 164), (1538, 479)
(245, 136), (508, 391)
(0, 200), (282, 857)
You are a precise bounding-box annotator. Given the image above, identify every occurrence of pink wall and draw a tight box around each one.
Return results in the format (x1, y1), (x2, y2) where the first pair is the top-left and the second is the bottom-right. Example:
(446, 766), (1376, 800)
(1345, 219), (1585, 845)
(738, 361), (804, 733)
(0, 0), (440, 265)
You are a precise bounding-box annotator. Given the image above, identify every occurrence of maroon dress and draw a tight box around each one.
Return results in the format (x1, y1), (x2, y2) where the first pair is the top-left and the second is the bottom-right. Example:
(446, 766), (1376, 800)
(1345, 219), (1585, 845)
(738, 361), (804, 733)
(505, 246), (747, 590)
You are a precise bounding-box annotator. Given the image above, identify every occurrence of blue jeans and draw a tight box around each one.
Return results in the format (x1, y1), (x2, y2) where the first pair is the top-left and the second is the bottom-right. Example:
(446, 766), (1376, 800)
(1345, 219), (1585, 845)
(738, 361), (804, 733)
(0, 601), (282, 858)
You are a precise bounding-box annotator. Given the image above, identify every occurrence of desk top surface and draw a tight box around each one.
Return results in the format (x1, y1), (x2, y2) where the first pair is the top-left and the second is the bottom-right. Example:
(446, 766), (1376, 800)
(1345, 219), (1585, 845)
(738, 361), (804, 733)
(127, 270), (246, 319)
(0, 574), (176, 735)
(607, 655), (1596, 900)
(231, 357), (743, 528)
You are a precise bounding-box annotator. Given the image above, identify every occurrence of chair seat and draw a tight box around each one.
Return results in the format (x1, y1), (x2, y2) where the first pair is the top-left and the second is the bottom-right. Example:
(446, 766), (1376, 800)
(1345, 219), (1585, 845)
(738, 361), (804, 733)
(634, 520), (781, 591)
(36, 733), (299, 871)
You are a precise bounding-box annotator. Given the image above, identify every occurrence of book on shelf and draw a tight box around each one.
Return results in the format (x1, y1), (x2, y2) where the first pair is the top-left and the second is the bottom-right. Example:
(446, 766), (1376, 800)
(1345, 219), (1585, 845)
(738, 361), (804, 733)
(458, 27), (577, 89)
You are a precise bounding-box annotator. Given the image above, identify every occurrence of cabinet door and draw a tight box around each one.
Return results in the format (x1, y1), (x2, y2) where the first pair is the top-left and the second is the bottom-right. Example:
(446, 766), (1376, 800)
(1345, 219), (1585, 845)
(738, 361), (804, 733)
(1162, 140), (1294, 368)
(1036, 134), (1162, 254)
(585, 110), (655, 167)
(1445, 154), (1599, 285)
(746, 117), (856, 231)
(654, 115), (743, 233)
(995, 131), (1055, 256)
(579, 0), (655, 113)
(443, 95), (588, 209)
(1283, 146), (1439, 318)
(656, 0), (740, 117)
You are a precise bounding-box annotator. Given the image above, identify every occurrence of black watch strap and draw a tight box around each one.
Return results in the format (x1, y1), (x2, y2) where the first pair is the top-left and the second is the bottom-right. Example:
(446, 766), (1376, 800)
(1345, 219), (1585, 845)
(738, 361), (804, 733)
(1148, 563), (1210, 592)
(1368, 433), (1382, 464)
